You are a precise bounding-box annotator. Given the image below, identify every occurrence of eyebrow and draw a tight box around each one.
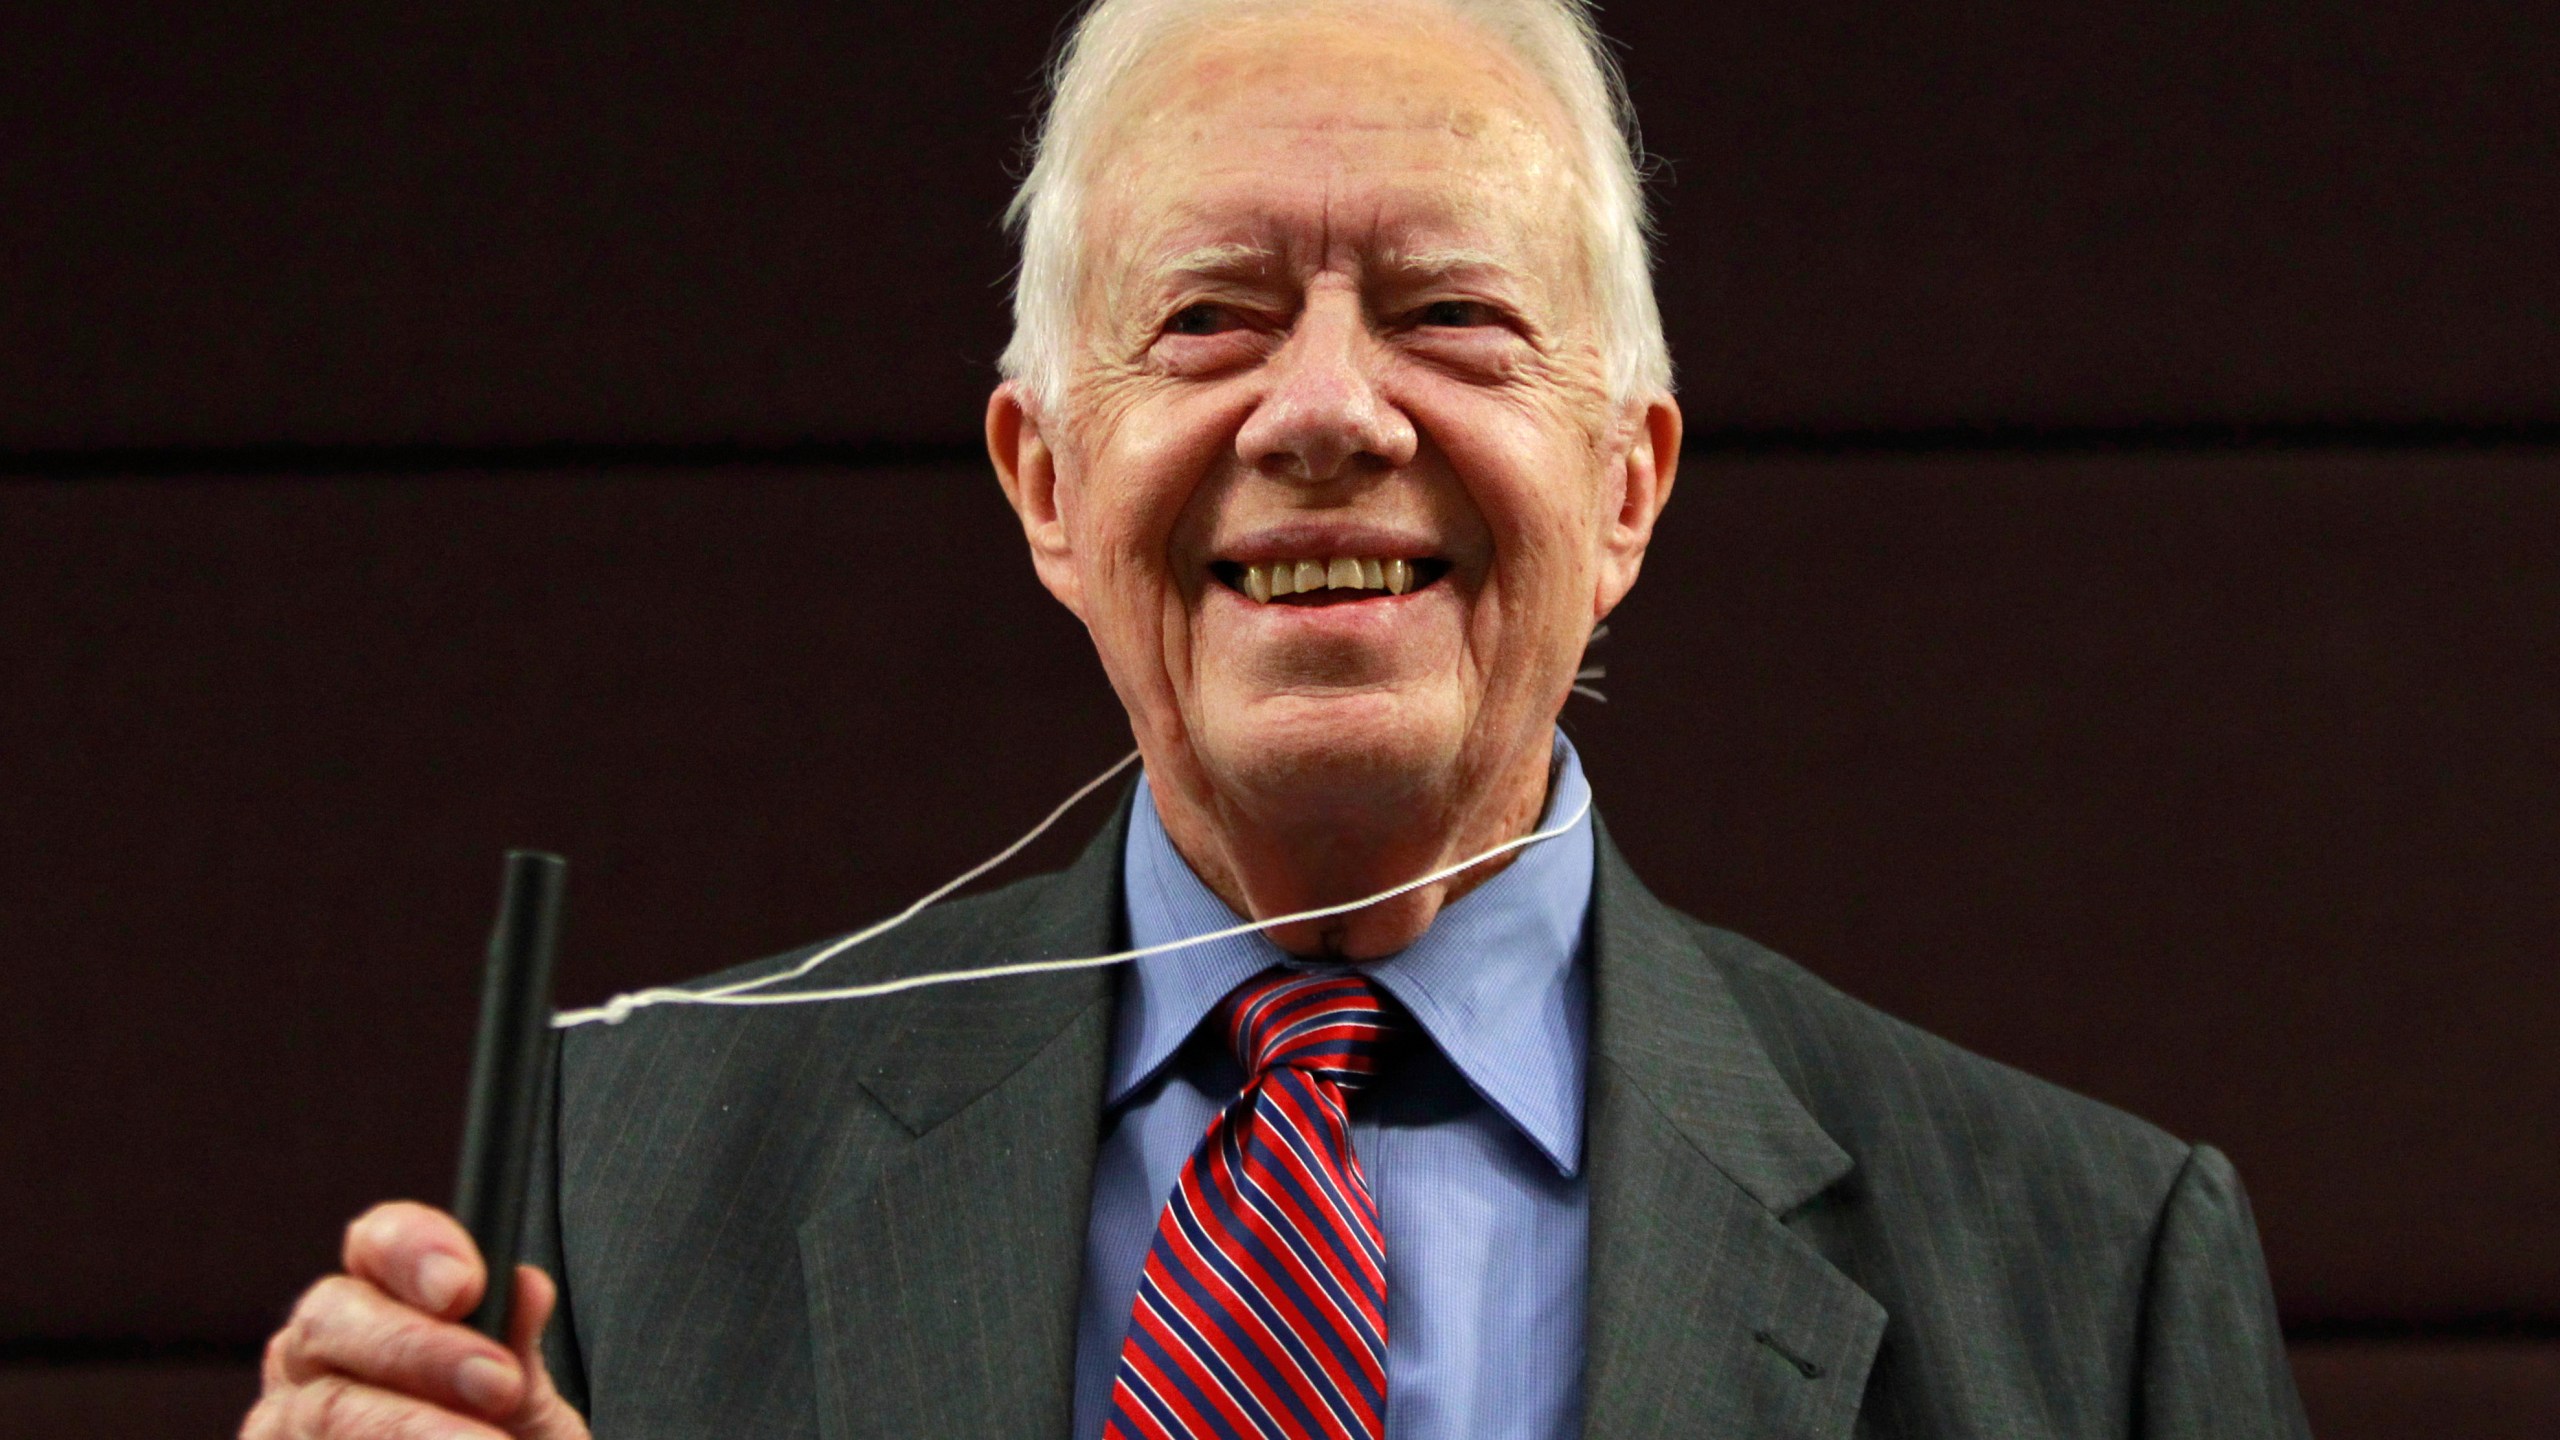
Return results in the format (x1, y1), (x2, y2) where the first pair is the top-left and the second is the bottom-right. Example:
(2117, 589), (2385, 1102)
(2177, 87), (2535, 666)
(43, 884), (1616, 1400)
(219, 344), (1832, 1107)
(1152, 242), (1284, 282)
(1379, 245), (1512, 277)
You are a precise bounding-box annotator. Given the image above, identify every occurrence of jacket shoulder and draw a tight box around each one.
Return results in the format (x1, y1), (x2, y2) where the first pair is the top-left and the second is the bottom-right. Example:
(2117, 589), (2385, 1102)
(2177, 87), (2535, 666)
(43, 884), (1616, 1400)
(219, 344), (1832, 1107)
(533, 854), (1119, 1421)
(1668, 916), (2303, 1427)
(545, 849), (1119, 1218)
(1687, 915), (2196, 1219)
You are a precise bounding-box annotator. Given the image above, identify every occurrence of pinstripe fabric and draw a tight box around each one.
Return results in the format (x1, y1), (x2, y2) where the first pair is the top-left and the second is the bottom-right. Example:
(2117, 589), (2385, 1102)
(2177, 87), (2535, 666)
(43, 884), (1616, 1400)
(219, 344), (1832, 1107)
(1106, 972), (1405, 1440)
(523, 794), (2310, 1439)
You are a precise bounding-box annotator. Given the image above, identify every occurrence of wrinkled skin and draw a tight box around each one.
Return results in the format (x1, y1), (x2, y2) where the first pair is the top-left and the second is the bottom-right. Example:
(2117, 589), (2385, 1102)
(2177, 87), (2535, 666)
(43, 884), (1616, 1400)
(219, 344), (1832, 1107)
(991, 5), (1680, 955)
(246, 5), (1677, 1434)
(242, 1202), (586, 1439)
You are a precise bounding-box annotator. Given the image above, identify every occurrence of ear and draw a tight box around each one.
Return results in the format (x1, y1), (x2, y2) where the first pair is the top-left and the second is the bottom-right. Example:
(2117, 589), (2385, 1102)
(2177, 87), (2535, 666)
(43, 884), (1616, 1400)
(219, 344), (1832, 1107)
(1593, 393), (1681, 619)
(987, 381), (1088, 619)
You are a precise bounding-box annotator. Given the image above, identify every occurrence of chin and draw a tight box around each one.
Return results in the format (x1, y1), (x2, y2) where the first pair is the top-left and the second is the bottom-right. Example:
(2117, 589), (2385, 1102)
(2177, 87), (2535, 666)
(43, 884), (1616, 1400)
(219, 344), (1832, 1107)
(1201, 687), (1461, 817)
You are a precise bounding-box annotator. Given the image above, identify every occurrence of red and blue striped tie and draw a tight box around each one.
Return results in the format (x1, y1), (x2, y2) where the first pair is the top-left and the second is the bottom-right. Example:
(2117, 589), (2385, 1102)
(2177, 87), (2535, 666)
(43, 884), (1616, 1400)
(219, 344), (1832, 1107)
(1105, 970), (1405, 1440)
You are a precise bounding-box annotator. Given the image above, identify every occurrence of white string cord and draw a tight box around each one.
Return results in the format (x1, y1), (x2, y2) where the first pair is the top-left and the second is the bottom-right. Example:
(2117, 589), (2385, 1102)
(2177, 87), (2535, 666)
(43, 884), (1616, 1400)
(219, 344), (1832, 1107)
(550, 748), (1141, 1027)
(550, 751), (1589, 1028)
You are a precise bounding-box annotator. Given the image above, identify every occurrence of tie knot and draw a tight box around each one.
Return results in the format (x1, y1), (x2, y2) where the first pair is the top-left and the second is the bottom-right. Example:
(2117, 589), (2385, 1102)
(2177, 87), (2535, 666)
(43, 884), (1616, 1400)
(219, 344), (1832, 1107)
(1218, 970), (1404, 1091)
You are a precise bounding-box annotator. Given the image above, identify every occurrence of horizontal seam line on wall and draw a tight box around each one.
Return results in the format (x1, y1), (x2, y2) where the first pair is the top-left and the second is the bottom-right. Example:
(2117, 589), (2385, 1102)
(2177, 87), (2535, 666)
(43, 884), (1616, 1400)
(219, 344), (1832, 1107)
(1689, 420), (2560, 459)
(0, 438), (987, 480)
(0, 1338), (267, 1365)
(2284, 1316), (2560, 1343)
(4, 421), (2560, 479)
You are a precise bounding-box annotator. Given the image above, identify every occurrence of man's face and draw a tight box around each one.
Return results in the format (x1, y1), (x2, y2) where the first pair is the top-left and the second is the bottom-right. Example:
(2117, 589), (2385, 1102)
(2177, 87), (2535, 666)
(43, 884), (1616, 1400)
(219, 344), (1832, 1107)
(998, 6), (1675, 835)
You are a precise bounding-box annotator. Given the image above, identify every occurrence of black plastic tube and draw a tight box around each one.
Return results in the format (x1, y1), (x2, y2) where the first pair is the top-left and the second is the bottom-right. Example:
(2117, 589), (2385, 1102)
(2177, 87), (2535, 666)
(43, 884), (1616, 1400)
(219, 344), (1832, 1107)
(452, 850), (565, 1342)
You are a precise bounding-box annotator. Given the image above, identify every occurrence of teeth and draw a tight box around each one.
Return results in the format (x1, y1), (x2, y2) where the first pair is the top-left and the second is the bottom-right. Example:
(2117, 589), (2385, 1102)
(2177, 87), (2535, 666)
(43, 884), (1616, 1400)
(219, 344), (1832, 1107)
(1234, 557), (1426, 604)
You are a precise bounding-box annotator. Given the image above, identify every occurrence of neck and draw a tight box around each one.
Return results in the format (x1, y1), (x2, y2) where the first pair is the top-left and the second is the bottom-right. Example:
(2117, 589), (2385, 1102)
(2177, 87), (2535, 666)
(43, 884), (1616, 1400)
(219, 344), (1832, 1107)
(1149, 738), (1556, 959)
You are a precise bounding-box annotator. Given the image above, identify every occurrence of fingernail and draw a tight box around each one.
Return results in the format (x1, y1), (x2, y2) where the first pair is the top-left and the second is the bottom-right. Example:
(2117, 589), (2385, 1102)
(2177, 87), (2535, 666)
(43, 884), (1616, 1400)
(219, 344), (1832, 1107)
(455, 1355), (515, 1415)
(415, 1252), (471, 1312)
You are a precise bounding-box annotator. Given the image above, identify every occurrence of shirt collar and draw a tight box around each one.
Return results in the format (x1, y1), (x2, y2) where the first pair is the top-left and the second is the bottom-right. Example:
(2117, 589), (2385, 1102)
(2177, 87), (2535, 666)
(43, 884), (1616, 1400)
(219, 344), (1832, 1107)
(1112, 731), (1595, 1176)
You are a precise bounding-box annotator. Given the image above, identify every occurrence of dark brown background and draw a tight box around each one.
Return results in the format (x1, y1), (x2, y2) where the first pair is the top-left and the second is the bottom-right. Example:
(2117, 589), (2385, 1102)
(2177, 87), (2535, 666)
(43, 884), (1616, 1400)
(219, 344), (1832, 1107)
(2, 1), (2554, 1435)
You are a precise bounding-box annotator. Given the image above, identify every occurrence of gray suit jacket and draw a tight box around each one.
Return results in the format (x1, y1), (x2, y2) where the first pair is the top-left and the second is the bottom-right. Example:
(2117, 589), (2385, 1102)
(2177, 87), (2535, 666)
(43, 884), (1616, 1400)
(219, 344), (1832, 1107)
(525, 805), (2311, 1438)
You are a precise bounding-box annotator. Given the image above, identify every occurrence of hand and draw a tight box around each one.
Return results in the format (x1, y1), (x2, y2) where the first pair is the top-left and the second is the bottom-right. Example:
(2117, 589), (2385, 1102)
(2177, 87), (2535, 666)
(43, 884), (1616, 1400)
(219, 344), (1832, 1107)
(244, 1201), (590, 1440)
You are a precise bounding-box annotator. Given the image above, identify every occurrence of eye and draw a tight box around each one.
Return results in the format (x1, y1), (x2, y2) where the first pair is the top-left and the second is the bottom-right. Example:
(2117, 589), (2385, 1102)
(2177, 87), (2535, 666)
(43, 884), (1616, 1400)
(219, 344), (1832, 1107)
(1165, 302), (1240, 337)
(1416, 299), (1498, 328)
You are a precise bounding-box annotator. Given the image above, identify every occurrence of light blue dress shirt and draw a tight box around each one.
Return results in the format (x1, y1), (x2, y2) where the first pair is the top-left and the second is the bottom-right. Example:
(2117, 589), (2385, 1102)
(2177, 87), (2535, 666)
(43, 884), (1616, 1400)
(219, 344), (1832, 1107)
(1071, 734), (1596, 1440)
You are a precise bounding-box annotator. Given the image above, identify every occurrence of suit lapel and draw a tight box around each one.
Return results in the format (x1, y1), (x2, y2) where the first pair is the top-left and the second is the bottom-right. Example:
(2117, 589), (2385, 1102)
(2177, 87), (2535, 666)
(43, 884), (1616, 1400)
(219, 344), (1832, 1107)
(1582, 824), (1886, 1439)
(797, 800), (1129, 1440)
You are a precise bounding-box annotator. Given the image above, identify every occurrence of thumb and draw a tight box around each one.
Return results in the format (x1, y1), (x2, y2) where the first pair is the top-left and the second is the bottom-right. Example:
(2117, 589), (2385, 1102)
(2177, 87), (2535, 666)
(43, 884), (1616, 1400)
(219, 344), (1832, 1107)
(500, 1265), (590, 1440)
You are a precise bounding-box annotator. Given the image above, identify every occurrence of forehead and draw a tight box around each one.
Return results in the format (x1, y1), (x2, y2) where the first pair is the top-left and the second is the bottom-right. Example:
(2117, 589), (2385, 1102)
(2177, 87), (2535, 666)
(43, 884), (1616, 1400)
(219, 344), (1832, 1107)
(1082, 9), (1583, 288)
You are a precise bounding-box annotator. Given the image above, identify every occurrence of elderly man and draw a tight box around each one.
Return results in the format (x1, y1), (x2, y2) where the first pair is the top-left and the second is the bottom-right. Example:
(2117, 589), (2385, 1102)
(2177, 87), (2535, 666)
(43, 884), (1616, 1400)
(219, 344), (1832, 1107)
(247, 0), (2310, 1436)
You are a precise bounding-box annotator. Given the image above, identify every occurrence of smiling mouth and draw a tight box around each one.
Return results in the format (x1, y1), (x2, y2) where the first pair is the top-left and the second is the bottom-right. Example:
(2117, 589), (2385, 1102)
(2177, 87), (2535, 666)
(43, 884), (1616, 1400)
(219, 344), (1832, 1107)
(1211, 556), (1454, 606)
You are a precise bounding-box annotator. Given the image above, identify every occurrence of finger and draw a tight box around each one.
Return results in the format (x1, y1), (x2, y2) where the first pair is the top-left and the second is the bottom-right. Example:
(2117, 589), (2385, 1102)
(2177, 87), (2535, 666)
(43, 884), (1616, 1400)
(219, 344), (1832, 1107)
(343, 1201), (485, 1320)
(279, 1274), (525, 1421)
(500, 1266), (591, 1440)
(263, 1317), (297, 1390)
(258, 1372), (512, 1440)
(505, 1265), (554, 1360)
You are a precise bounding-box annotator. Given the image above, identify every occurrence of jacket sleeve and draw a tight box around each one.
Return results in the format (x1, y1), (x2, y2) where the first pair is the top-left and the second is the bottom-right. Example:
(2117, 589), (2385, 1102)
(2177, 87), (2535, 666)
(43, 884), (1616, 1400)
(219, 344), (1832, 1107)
(2134, 1144), (2312, 1439)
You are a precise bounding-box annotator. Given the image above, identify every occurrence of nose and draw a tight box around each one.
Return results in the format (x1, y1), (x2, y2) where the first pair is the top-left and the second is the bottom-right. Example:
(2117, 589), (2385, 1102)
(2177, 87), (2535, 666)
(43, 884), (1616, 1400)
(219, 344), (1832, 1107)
(1235, 290), (1418, 484)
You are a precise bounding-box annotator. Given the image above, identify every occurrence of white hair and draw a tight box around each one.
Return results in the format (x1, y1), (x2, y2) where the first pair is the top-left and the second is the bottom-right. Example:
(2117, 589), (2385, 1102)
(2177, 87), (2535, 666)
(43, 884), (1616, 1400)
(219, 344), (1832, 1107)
(996, 0), (1672, 414)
